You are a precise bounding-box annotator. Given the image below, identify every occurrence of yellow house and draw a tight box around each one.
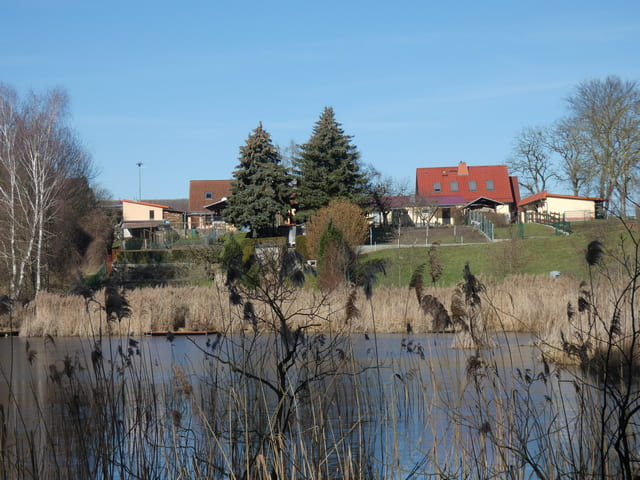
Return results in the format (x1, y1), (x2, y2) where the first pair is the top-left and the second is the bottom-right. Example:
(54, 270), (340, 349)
(120, 200), (171, 249)
(122, 199), (168, 222)
(518, 191), (606, 222)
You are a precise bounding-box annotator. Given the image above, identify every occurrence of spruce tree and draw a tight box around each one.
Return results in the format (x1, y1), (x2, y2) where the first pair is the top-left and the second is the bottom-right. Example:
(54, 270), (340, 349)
(224, 123), (291, 237)
(293, 107), (369, 221)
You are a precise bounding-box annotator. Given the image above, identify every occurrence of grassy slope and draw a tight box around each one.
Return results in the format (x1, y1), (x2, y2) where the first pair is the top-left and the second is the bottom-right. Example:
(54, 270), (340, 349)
(365, 219), (635, 288)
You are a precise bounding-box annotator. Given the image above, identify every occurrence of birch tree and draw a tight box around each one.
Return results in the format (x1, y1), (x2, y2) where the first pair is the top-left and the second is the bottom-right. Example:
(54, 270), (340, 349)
(0, 85), (92, 300)
(0, 84), (32, 301)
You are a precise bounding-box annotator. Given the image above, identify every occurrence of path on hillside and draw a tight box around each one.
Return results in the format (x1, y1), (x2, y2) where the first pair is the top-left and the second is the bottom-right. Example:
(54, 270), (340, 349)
(358, 240), (497, 253)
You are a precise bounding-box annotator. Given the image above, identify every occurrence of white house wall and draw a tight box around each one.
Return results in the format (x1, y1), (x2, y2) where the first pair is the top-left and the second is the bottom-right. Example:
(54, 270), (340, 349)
(544, 197), (596, 221)
(496, 204), (510, 217)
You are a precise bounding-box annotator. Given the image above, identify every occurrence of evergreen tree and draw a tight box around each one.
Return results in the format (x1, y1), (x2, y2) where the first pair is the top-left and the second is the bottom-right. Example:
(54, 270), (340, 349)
(224, 123), (291, 237)
(293, 107), (369, 221)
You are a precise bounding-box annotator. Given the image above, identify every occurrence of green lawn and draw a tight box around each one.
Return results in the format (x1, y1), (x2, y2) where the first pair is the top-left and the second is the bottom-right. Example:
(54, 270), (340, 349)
(365, 219), (636, 288)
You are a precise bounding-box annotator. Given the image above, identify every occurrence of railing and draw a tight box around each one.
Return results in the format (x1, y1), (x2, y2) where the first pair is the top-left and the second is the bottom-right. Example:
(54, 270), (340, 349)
(465, 210), (494, 241)
(526, 211), (571, 235)
(526, 211), (562, 225)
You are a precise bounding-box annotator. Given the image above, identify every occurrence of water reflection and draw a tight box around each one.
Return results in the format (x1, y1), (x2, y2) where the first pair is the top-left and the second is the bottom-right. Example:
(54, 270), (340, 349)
(0, 332), (581, 478)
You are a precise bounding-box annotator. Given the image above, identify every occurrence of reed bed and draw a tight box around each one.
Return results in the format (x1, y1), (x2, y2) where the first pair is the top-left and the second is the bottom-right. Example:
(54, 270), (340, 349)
(539, 270), (640, 369)
(16, 273), (588, 337)
(481, 273), (578, 333)
(14, 265), (640, 378)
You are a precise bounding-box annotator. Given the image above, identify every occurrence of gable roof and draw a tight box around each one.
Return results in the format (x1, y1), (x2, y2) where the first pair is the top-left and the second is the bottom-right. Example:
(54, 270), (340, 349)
(189, 180), (233, 212)
(464, 197), (504, 209)
(518, 191), (607, 207)
(416, 162), (517, 204)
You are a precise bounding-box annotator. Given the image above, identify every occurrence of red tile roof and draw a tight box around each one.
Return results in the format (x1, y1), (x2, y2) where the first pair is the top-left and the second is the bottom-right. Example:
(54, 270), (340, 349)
(518, 191), (606, 207)
(189, 180), (233, 212)
(416, 163), (517, 204)
(378, 194), (467, 208)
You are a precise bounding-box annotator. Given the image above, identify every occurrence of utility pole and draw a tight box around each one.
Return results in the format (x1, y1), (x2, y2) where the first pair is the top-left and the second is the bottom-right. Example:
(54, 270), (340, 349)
(136, 162), (143, 201)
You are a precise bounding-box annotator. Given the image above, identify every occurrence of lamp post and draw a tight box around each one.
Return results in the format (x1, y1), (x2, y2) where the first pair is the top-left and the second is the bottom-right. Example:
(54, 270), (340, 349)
(136, 162), (143, 201)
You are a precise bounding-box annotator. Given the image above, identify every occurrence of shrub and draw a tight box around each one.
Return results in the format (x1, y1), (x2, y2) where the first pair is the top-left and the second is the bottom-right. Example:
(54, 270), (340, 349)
(305, 200), (369, 259)
(317, 220), (351, 291)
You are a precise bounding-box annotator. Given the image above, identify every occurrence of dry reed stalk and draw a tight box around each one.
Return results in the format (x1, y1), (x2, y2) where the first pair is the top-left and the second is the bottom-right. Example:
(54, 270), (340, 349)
(16, 273), (608, 339)
(482, 274), (579, 333)
(539, 271), (640, 367)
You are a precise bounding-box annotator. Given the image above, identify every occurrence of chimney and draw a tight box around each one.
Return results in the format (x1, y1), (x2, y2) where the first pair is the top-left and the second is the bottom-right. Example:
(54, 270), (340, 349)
(458, 162), (469, 175)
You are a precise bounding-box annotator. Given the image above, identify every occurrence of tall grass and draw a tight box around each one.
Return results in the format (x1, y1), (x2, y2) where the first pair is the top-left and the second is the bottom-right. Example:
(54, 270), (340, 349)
(15, 274), (586, 338)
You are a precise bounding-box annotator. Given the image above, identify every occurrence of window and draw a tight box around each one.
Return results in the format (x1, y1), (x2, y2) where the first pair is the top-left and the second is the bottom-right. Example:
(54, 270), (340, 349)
(205, 191), (213, 200)
(433, 182), (441, 193)
(450, 181), (459, 192)
(469, 180), (477, 191)
(486, 180), (494, 191)
(149, 210), (155, 220)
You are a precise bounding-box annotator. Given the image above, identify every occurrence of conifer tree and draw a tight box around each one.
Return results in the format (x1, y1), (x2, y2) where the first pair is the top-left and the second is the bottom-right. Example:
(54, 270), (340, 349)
(224, 123), (291, 237)
(293, 107), (369, 221)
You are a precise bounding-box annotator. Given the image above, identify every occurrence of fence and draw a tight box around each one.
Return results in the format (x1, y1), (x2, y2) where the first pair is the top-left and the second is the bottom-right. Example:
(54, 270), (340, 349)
(525, 211), (571, 234)
(465, 210), (494, 241)
(120, 224), (229, 251)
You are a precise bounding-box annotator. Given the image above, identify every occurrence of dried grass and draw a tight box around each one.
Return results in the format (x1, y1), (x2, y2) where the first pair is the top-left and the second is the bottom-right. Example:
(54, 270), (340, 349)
(481, 274), (578, 333)
(16, 273), (589, 338)
(538, 271), (640, 368)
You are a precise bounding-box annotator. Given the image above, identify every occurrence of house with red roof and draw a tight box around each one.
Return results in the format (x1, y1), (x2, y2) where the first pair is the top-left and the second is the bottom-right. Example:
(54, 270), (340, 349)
(414, 162), (521, 224)
(518, 191), (606, 222)
(188, 179), (234, 229)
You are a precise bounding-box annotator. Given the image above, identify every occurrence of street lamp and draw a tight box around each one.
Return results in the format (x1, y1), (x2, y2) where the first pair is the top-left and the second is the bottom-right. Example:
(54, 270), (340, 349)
(136, 162), (143, 201)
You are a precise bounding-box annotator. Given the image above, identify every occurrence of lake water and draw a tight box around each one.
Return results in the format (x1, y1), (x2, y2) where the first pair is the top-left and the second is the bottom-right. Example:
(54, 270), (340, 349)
(0, 332), (585, 478)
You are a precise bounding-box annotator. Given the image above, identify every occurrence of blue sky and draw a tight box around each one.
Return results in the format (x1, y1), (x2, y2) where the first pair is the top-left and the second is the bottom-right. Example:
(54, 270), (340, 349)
(4, 1), (640, 200)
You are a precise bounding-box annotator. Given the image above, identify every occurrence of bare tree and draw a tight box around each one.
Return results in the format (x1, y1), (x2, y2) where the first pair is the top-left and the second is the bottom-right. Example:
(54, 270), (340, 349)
(0, 85), (93, 300)
(368, 170), (395, 227)
(566, 76), (640, 216)
(0, 84), (32, 301)
(549, 118), (593, 196)
(507, 126), (558, 196)
(277, 139), (300, 170)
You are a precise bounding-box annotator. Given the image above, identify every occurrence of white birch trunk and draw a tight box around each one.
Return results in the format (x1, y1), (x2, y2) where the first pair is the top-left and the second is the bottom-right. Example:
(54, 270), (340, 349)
(1, 87), (81, 299)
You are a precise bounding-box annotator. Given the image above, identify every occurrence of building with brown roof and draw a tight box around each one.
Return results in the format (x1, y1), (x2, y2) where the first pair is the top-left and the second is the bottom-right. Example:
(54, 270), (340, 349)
(188, 180), (233, 229)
